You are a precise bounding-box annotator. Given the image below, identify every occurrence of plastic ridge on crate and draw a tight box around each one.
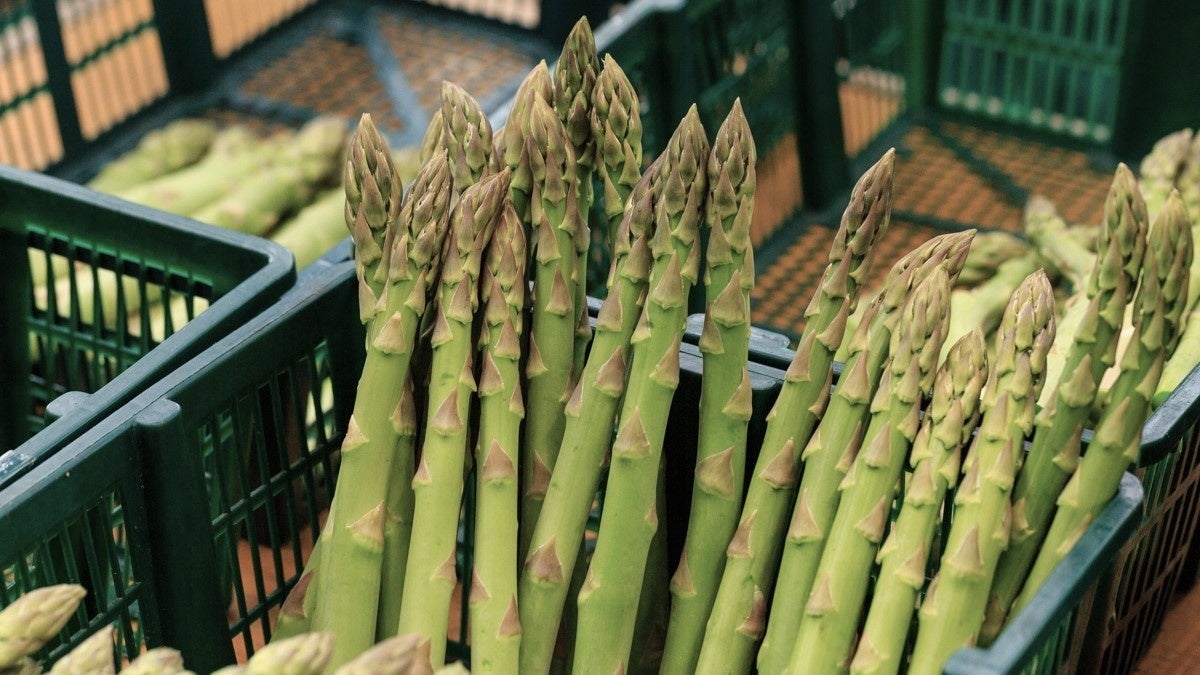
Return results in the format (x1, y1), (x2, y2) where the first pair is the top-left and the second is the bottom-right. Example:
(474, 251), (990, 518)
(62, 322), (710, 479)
(0, 163), (295, 489)
(0, 261), (1146, 675)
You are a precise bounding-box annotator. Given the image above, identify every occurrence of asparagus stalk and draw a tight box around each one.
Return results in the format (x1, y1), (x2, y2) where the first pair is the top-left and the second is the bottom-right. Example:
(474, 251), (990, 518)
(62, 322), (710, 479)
(850, 330), (989, 675)
(120, 648), (185, 675)
(397, 170), (511, 667)
(309, 151), (454, 667)
(271, 188), (350, 270)
(752, 228), (974, 675)
(343, 114), (404, 301)
(1138, 128), (1193, 221)
(571, 106), (707, 675)
(469, 200), (527, 675)
(956, 231), (1032, 288)
(553, 17), (600, 388)
(48, 626), (113, 675)
(333, 634), (430, 675)
(518, 97), (582, 560)
(504, 61), (554, 226)
(1024, 195), (1093, 292)
(908, 270), (1057, 673)
(113, 125), (263, 215)
(0, 585), (87, 668)
(192, 117), (348, 235)
(1011, 187), (1192, 627)
(591, 54), (644, 260)
(694, 150), (896, 675)
(420, 110), (446, 166)
(940, 253), (1040, 362)
(2, 657), (41, 675)
(982, 165), (1149, 645)
(629, 461), (670, 675)
(660, 100), (756, 675)
(516, 133), (674, 675)
(442, 82), (495, 196)
(88, 119), (218, 193)
(246, 633), (334, 675)
(1176, 131), (1200, 225)
(789, 267), (954, 675)
(1156, 310), (1200, 404)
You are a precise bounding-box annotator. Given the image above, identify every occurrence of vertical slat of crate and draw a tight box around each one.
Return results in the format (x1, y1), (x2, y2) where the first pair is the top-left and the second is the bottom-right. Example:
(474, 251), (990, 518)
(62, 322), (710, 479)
(29, 0), (83, 158)
(150, 0), (217, 95)
(788, 0), (847, 209)
(832, 0), (908, 161)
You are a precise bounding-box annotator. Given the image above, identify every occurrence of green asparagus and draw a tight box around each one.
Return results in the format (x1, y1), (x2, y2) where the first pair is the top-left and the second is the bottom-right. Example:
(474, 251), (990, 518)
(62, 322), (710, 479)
(0, 585), (87, 669)
(397, 170), (510, 667)
(1024, 195), (1093, 292)
(661, 99), (755, 675)
(503, 61), (553, 225)
(246, 633), (334, 675)
(982, 164), (1148, 646)
(120, 648), (185, 675)
(788, 267), (953, 674)
(88, 119), (218, 193)
(909, 270), (1056, 673)
(850, 330), (988, 675)
(48, 626), (114, 675)
(956, 232), (1032, 288)
(441, 83), (495, 195)
(1138, 129), (1192, 221)
(694, 150), (896, 675)
(469, 200), (527, 675)
(1011, 184), (1192, 627)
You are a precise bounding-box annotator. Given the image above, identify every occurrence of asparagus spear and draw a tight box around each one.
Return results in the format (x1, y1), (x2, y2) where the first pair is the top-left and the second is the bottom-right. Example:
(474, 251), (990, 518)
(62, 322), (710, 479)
(420, 110), (446, 166)
(1010, 186), (1192, 628)
(940, 253), (1040, 362)
(0, 585), (87, 668)
(660, 100), (755, 675)
(956, 231), (1032, 288)
(518, 98), (582, 560)
(516, 127), (680, 675)
(442, 82), (495, 196)
(469, 200), (527, 675)
(1138, 129), (1192, 221)
(752, 228), (974, 675)
(333, 634), (430, 675)
(1024, 195), (1093, 292)
(48, 626), (114, 675)
(397, 170), (510, 668)
(850, 330), (989, 675)
(1176, 131), (1200, 224)
(88, 119), (218, 193)
(271, 188), (351, 270)
(113, 125), (263, 215)
(192, 117), (348, 235)
(309, 151), (454, 667)
(908, 270), (1056, 673)
(120, 648), (185, 675)
(1, 657), (41, 675)
(343, 114), (404, 302)
(571, 107), (706, 675)
(503, 61), (554, 226)
(789, 267), (954, 674)
(245, 633), (334, 675)
(553, 17), (600, 391)
(591, 54), (644, 258)
(982, 164), (1149, 645)
(694, 150), (896, 675)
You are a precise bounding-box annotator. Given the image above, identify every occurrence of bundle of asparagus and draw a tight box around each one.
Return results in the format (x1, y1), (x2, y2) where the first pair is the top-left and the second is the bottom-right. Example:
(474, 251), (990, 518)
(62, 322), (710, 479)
(13, 15), (1175, 675)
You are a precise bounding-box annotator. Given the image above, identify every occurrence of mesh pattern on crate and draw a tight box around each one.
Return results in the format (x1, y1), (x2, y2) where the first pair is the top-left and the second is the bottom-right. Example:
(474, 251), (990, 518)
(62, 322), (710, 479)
(835, 0), (907, 160)
(378, 10), (534, 114)
(0, 491), (147, 665)
(0, 4), (64, 170)
(199, 107), (293, 139)
(412, 0), (539, 30)
(1095, 427), (1200, 675)
(199, 342), (342, 659)
(893, 125), (1023, 231)
(57, 0), (169, 140)
(939, 120), (1112, 225)
(237, 31), (405, 135)
(26, 228), (213, 439)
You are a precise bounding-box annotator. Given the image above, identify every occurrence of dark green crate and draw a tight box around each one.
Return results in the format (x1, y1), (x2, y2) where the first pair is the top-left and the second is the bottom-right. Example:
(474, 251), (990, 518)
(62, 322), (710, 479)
(0, 163), (295, 487)
(0, 261), (1143, 674)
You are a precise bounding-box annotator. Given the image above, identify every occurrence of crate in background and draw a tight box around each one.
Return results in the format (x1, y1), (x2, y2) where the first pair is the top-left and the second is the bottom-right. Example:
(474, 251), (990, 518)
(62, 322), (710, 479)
(0, 162), (295, 488)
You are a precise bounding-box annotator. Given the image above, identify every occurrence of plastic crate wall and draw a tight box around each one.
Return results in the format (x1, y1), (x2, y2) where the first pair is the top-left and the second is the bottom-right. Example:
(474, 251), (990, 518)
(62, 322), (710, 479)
(0, 164), (294, 479)
(0, 261), (1143, 674)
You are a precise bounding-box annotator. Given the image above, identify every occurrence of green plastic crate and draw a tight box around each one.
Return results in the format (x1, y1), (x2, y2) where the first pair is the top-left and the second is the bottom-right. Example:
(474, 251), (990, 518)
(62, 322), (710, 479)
(0, 261), (1143, 674)
(0, 162), (295, 487)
